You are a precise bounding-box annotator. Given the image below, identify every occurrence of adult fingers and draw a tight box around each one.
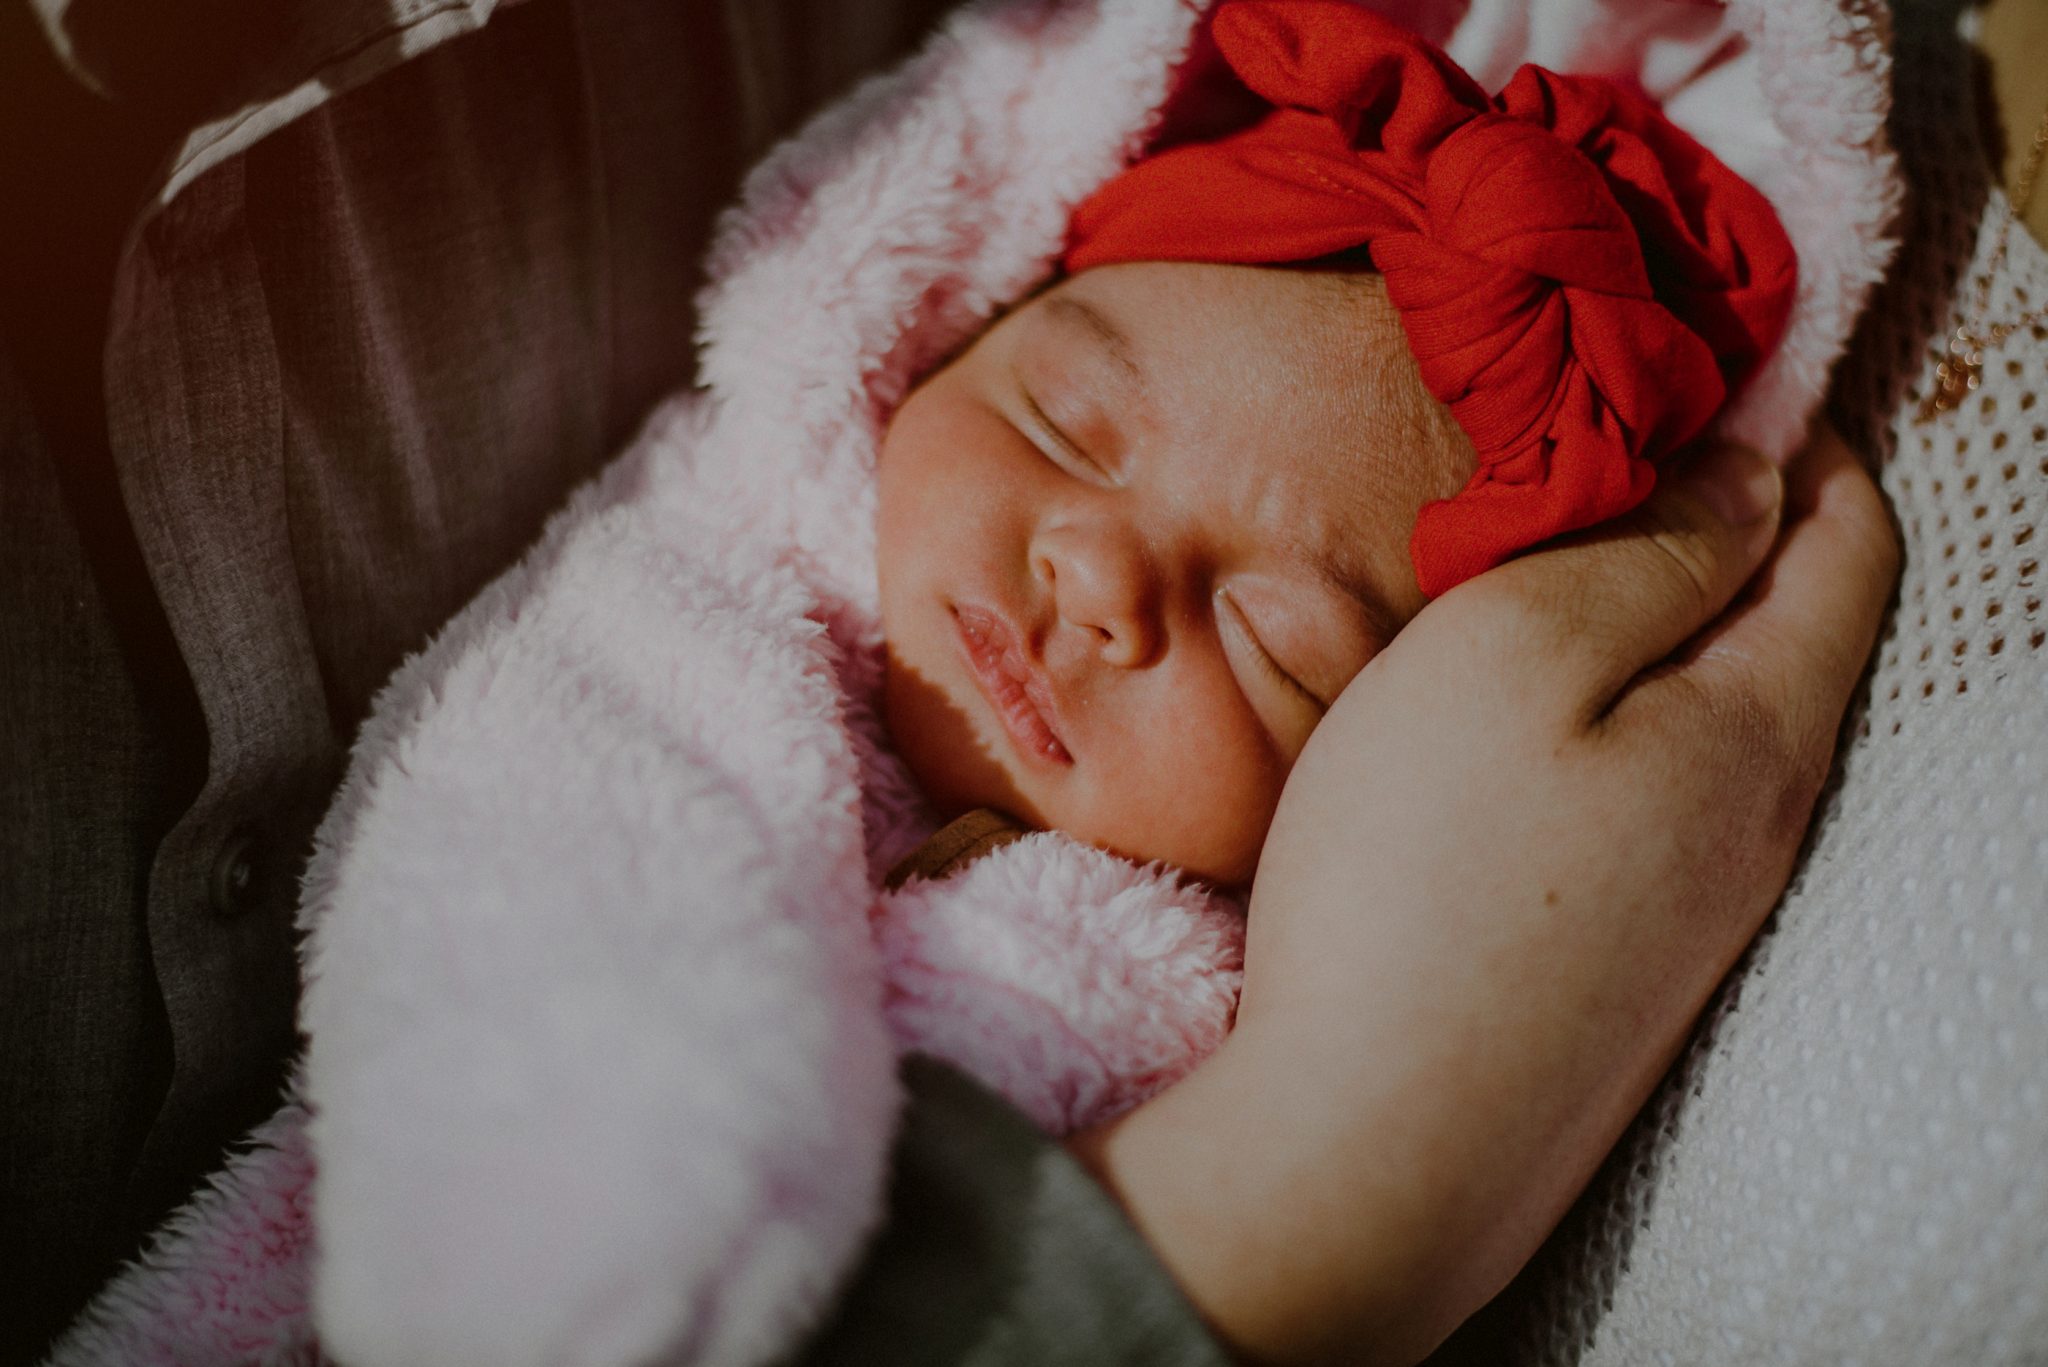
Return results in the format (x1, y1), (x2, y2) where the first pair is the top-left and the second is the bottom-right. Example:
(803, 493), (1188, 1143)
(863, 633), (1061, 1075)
(1658, 423), (1899, 750)
(1423, 440), (1785, 718)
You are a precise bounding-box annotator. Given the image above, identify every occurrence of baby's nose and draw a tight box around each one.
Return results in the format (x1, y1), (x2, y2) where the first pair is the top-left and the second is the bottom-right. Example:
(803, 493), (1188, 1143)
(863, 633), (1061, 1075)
(1036, 523), (1163, 669)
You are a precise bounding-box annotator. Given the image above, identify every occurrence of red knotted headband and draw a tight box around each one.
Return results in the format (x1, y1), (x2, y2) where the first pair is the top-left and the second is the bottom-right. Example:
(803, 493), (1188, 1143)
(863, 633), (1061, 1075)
(1063, 0), (1797, 597)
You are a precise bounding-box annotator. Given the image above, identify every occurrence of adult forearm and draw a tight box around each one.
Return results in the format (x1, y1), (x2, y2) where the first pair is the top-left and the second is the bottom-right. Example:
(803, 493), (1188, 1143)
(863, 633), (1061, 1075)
(1066, 894), (1721, 1367)
(1066, 1020), (1453, 1366)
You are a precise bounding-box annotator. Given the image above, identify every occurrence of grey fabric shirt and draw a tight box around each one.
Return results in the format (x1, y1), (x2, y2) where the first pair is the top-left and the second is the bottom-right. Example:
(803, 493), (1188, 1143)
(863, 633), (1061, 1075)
(4, 2), (1204, 1360)
(793, 1056), (1229, 1367)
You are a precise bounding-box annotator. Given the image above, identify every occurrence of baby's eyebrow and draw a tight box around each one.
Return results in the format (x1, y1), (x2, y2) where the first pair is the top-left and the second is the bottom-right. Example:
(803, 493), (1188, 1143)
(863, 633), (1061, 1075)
(1045, 296), (1143, 387)
(1305, 546), (1402, 651)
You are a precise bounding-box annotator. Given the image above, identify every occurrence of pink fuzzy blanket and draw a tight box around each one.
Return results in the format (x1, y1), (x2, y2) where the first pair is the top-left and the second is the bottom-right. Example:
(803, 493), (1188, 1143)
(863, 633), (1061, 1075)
(48, 1), (1894, 1363)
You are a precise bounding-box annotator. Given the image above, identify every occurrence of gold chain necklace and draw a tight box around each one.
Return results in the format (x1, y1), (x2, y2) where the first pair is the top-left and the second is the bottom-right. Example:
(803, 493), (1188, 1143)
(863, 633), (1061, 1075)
(1918, 99), (2048, 422)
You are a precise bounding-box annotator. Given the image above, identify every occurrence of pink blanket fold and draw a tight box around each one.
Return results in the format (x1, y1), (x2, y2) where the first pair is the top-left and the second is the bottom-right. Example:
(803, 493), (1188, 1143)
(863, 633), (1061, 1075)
(48, 1), (1895, 1363)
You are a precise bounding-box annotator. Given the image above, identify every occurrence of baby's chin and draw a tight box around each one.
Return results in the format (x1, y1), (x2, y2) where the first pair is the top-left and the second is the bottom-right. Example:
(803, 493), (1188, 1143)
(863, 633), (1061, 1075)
(881, 650), (1271, 887)
(1073, 814), (1266, 890)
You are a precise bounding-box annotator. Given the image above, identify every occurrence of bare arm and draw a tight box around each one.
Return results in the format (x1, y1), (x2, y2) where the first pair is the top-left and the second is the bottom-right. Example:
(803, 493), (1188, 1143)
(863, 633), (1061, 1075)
(1069, 429), (1898, 1364)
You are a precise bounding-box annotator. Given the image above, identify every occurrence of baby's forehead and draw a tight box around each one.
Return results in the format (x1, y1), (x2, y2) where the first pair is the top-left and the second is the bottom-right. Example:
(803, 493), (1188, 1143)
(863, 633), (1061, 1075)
(1055, 265), (1424, 423)
(1028, 264), (1463, 619)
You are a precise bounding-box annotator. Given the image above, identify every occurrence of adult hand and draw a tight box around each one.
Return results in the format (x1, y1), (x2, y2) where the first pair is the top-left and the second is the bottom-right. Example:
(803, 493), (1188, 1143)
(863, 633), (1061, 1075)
(1068, 425), (1899, 1365)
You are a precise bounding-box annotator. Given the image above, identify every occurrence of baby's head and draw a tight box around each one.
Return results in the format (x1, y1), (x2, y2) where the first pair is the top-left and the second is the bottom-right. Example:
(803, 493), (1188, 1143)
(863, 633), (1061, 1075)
(877, 261), (1469, 885)
(877, 0), (1796, 885)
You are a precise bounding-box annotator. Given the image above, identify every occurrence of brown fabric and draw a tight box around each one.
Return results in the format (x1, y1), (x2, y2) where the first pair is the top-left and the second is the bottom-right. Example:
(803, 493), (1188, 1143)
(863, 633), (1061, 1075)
(0, 1), (954, 1357)
(0, 341), (186, 1367)
(885, 809), (1034, 890)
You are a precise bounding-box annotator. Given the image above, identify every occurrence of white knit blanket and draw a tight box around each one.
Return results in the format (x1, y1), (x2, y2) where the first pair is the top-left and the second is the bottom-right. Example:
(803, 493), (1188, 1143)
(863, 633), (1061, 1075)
(1454, 4), (2048, 1361)
(47, 1), (1901, 1364)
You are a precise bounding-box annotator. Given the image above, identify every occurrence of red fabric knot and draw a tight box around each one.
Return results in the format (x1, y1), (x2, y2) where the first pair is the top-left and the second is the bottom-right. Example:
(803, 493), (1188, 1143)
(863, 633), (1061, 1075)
(1063, 0), (1796, 597)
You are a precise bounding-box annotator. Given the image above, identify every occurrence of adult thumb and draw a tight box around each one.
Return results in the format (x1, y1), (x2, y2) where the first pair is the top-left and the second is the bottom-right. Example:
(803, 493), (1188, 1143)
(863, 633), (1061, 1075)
(1456, 441), (1785, 706)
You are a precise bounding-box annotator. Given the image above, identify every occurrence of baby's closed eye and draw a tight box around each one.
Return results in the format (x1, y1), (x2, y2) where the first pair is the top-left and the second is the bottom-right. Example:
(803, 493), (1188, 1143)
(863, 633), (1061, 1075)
(1215, 583), (1326, 742)
(1017, 386), (1113, 484)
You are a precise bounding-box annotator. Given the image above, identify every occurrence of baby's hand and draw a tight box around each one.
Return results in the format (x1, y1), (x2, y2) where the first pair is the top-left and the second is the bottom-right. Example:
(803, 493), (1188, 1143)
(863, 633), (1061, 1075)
(1068, 427), (1898, 1366)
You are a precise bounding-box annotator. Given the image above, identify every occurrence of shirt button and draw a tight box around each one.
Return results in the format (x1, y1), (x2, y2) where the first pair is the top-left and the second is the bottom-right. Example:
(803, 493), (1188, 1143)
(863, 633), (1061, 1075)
(209, 831), (262, 919)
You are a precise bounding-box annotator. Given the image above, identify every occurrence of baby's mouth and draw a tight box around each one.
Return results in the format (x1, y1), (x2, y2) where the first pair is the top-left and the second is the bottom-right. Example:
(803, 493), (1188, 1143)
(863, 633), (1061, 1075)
(953, 605), (1073, 767)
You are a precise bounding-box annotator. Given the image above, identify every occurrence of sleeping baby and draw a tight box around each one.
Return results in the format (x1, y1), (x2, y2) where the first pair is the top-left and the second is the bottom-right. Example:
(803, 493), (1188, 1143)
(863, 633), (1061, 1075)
(877, 0), (1794, 886)
(52, 2), (1835, 1363)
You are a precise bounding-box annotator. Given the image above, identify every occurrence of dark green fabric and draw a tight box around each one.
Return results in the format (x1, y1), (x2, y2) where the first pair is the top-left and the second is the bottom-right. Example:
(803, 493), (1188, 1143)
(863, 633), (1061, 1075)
(792, 1057), (1231, 1367)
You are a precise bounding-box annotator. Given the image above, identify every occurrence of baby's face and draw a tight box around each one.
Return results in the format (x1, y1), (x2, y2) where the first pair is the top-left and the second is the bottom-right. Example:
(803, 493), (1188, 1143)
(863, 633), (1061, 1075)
(876, 262), (1470, 885)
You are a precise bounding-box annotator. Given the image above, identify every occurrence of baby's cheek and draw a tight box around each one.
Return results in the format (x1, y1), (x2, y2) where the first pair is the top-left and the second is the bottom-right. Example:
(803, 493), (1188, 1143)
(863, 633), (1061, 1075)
(1071, 713), (1290, 887)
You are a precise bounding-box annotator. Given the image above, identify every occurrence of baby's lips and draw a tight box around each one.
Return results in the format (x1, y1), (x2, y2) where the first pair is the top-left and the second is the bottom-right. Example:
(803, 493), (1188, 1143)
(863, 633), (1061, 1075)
(954, 603), (1074, 765)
